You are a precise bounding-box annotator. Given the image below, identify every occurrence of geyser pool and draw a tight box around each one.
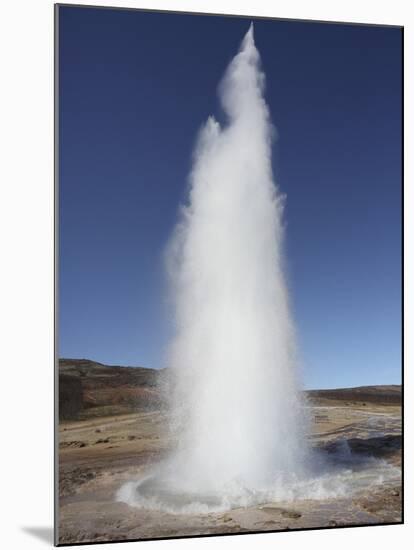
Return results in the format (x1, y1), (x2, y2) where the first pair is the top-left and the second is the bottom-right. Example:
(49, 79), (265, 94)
(117, 25), (398, 513)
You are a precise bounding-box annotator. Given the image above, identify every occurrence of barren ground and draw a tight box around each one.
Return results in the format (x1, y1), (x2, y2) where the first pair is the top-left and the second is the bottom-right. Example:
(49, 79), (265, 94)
(58, 398), (402, 544)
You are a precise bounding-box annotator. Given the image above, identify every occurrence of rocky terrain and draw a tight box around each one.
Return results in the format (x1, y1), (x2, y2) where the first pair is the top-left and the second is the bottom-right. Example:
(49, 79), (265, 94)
(307, 385), (402, 405)
(57, 359), (402, 545)
(59, 359), (167, 419)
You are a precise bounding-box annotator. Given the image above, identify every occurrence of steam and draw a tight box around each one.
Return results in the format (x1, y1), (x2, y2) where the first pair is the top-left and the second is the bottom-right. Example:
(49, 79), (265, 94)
(164, 23), (308, 494)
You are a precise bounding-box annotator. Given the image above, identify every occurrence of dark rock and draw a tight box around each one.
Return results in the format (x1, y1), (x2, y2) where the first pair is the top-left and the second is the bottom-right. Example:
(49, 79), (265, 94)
(281, 510), (301, 519)
(59, 374), (83, 420)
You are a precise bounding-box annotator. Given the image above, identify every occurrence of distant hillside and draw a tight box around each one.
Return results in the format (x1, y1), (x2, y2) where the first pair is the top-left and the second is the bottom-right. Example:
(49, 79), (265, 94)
(58, 358), (401, 420)
(59, 358), (167, 420)
(306, 385), (401, 405)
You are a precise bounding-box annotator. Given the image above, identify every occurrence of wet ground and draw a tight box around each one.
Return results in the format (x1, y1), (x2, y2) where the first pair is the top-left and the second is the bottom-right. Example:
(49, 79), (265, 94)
(58, 401), (402, 544)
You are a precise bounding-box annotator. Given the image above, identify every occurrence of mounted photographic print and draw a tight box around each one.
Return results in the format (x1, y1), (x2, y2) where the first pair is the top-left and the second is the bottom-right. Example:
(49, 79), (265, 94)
(55, 4), (403, 545)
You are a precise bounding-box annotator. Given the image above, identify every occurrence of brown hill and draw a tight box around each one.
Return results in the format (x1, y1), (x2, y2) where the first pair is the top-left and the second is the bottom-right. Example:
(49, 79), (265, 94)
(58, 358), (401, 420)
(306, 385), (401, 405)
(59, 358), (166, 420)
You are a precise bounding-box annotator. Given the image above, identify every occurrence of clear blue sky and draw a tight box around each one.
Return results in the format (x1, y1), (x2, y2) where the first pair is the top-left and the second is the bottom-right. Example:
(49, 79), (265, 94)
(58, 6), (402, 389)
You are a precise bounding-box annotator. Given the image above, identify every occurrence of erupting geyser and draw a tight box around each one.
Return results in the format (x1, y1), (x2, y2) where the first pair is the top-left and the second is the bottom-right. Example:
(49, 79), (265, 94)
(119, 24), (310, 512)
(165, 22), (308, 493)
